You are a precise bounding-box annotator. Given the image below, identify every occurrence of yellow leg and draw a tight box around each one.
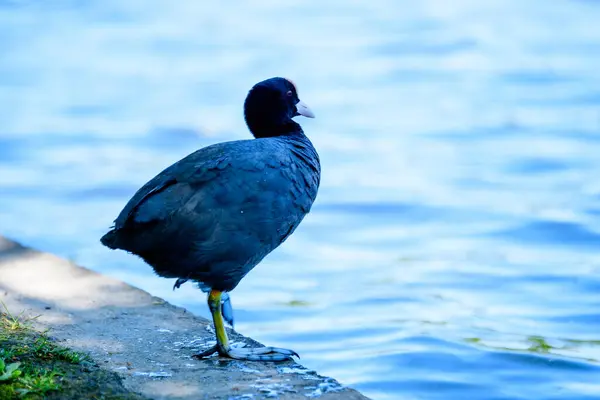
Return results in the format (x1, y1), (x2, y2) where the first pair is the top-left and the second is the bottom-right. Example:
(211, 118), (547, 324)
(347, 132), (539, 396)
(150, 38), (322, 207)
(193, 289), (298, 361)
(208, 290), (230, 352)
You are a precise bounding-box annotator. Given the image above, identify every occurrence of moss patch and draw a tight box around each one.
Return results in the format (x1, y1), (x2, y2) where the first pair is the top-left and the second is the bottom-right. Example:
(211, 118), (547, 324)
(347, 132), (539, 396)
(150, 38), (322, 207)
(0, 303), (146, 399)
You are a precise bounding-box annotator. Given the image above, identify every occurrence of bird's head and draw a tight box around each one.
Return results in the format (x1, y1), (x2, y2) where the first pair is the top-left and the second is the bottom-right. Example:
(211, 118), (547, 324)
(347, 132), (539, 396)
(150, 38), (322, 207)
(244, 77), (315, 138)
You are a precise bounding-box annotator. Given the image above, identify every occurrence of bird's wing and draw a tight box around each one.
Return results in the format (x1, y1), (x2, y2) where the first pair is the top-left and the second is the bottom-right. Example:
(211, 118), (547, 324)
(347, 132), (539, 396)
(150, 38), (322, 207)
(113, 139), (287, 229)
(113, 142), (237, 229)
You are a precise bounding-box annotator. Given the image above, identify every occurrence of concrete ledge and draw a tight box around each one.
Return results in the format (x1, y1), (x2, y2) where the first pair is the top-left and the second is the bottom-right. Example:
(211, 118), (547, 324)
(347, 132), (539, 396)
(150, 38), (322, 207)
(0, 236), (369, 400)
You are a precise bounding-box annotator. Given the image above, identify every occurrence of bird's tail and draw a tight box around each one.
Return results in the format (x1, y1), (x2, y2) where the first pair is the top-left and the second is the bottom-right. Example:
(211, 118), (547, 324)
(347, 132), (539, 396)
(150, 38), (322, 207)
(100, 229), (119, 249)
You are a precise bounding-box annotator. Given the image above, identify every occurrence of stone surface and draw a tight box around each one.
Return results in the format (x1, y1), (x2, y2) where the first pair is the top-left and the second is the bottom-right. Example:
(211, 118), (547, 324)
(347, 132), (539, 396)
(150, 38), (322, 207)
(0, 236), (369, 400)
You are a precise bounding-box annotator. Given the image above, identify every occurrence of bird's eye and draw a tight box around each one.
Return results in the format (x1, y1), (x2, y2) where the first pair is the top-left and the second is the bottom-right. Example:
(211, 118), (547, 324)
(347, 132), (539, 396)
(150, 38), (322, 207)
(286, 90), (293, 97)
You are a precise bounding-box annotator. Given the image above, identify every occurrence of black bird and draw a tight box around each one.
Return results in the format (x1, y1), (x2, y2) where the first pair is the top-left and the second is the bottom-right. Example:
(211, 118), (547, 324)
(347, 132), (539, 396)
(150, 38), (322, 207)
(100, 77), (320, 361)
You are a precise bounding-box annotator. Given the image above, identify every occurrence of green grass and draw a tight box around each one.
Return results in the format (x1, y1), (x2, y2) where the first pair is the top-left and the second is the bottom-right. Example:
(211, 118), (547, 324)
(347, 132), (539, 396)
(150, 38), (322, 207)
(0, 301), (71, 398)
(0, 302), (38, 332)
(0, 358), (22, 382)
(0, 301), (146, 399)
(30, 336), (91, 365)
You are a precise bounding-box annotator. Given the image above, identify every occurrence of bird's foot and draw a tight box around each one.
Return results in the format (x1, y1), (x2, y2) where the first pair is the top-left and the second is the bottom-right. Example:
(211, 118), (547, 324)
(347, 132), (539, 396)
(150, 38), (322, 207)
(191, 345), (219, 359)
(173, 278), (188, 290)
(192, 344), (298, 362)
(196, 289), (293, 361)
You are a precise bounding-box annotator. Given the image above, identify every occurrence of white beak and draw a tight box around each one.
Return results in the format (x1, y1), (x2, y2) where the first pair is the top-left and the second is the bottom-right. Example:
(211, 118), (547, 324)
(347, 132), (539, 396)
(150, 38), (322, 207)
(295, 100), (315, 118)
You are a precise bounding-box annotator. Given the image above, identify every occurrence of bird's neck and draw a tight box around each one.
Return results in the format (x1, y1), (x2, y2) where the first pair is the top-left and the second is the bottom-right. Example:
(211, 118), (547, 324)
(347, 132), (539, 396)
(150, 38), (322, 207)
(247, 118), (303, 139)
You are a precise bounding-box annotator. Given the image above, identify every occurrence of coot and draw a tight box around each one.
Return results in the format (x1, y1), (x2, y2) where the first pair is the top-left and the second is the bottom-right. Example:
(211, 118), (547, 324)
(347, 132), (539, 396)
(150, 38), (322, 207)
(101, 77), (320, 361)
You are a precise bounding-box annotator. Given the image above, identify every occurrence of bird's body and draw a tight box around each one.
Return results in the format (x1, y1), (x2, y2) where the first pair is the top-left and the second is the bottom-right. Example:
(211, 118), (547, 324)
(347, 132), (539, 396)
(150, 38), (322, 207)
(101, 77), (319, 361)
(101, 134), (320, 291)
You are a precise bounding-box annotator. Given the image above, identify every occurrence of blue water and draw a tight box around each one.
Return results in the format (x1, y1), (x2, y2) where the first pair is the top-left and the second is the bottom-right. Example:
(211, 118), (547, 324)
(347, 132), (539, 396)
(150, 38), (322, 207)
(2, 1), (600, 399)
